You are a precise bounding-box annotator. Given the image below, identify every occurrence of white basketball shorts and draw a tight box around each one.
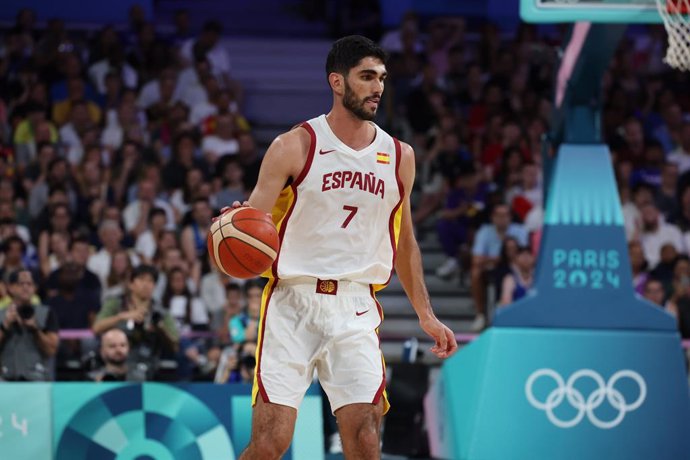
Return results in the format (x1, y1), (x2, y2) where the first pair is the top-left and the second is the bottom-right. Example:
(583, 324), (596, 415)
(252, 277), (389, 414)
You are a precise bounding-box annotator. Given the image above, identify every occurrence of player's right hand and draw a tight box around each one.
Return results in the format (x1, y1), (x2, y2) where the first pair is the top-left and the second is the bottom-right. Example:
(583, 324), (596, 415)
(213, 201), (250, 222)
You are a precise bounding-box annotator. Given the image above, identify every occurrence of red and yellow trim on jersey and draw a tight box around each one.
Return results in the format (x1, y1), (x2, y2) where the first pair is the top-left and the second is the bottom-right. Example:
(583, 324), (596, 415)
(376, 152), (390, 164)
(373, 138), (405, 293)
(369, 284), (390, 414)
(253, 122), (316, 404)
(261, 121), (317, 280)
(252, 277), (277, 405)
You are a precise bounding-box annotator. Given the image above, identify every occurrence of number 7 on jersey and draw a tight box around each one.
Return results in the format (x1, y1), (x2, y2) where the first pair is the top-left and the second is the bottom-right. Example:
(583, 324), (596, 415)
(341, 205), (358, 228)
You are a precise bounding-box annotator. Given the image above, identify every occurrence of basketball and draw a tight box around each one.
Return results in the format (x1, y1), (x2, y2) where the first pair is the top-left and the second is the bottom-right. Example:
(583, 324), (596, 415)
(207, 207), (279, 278)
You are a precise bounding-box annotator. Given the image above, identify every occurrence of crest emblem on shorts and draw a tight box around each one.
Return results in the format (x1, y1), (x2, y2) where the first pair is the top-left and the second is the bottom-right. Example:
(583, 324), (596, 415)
(317, 279), (338, 295)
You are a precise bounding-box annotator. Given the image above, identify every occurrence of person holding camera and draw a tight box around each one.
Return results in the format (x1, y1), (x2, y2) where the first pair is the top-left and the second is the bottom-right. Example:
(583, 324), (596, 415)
(92, 264), (179, 380)
(0, 269), (59, 381)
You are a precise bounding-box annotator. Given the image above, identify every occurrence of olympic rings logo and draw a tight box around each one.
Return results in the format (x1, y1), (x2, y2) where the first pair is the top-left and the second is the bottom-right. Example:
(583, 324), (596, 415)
(525, 368), (646, 429)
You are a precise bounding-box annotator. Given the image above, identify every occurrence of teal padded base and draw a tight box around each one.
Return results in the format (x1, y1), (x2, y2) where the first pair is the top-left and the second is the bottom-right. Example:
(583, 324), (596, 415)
(426, 328), (690, 460)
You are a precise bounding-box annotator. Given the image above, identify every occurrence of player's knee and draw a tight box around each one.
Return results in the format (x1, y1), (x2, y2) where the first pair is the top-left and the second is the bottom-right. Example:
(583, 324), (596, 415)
(247, 432), (291, 460)
(352, 413), (381, 451)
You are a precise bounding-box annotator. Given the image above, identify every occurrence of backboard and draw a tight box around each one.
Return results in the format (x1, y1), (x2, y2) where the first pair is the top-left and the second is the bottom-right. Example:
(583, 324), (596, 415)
(520, 0), (663, 23)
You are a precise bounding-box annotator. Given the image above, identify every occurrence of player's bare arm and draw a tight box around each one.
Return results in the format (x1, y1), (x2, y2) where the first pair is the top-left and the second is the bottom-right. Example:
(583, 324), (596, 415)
(395, 141), (458, 358)
(222, 127), (310, 215)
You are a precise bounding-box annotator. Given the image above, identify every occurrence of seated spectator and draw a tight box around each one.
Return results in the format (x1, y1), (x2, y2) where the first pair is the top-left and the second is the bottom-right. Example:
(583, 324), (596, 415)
(436, 164), (489, 279)
(163, 266), (210, 379)
(102, 249), (133, 301)
(0, 236), (31, 283)
(230, 281), (263, 344)
(92, 265), (179, 380)
(214, 156), (246, 208)
(643, 277), (671, 312)
(28, 159), (77, 222)
(122, 178), (175, 240)
(12, 102), (58, 168)
(58, 100), (99, 166)
(170, 167), (205, 218)
(656, 162), (679, 219)
(212, 281), (242, 337)
(201, 112), (239, 165)
(667, 119), (690, 174)
(22, 141), (57, 194)
(163, 267), (209, 333)
(45, 236), (101, 299)
(135, 207), (168, 263)
(46, 261), (101, 362)
(200, 262), (232, 330)
(491, 236), (520, 296)
(37, 203), (73, 278)
(638, 203), (684, 269)
(498, 246), (535, 306)
(629, 240), (650, 296)
(470, 204), (528, 331)
(649, 243), (678, 292)
(162, 132), (208, 192)
(52, 78), (102, 127)
(181, 198), (213, 264)
(236, 133), (262, 192)
(87, 219), (140, 288)
(505, 162), (542, 222)
(0, 269), (59, 381)
(89, 328), (130, 381)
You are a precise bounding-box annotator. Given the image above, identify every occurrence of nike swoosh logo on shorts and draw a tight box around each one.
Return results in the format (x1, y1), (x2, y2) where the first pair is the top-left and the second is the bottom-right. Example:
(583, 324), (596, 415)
(319, 149), (336, 155)
(355, 310), (370, 316)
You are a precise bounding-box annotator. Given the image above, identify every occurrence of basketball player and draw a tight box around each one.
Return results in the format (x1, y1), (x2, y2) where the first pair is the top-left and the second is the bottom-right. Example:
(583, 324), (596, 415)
(219, 36), (457, 459)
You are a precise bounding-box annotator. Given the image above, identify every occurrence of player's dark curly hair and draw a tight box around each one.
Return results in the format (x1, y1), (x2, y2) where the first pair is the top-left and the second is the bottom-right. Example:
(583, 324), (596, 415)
(325, 35), (387, 79)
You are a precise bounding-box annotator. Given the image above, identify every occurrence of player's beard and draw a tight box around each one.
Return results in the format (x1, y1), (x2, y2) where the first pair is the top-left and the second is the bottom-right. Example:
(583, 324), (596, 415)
(343, 80), (377, 121)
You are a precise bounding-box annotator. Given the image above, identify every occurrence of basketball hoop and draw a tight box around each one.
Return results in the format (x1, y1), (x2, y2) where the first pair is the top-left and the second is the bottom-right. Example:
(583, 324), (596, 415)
(656, 0), (690, 71)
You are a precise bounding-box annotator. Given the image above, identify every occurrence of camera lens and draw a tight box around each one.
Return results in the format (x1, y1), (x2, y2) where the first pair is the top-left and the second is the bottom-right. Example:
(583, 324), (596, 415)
(17, 304), (35, 320)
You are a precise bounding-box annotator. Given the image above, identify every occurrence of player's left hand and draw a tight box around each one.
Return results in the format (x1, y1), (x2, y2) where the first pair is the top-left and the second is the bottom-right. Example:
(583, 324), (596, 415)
(420, 315), (458, 359)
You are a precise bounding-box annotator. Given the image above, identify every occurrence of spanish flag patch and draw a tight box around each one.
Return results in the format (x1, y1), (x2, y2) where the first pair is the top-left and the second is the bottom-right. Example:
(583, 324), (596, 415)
(376, 152), (390, 164)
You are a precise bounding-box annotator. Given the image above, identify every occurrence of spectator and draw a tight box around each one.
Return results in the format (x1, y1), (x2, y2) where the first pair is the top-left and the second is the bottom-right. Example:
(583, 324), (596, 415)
(0, 269), (59, 381)
(668, 119), (690, 174)
(470, 204), (528, 331)
(135, 207), (168, 263)
(236, 132), (262, 192)
(52, 78), (102, 127)
(629, 240), (650, 295)
(122, 178), (175, 239)
(498, 246), (535, 306)
(435, 164), (489, 279)
(163, 266), (210, 379)
(506, 162), (542, 222)
(28, 158), (77, 221)
(656, 162), (679, 219)
(0, 236), (30, 283)
(201, 112), (239, 165)
(37, 203), (73, 278)
(45, 236), (101, 299)
(179, 21), (241, 103)
(87, 219), (140, 288)
(229, 281), (263, 344)
(638, 203), (684, 269)
(163, 267), (209, 333)
(89, 328), (130, 381)
(181, 198), (213, 264)
(92, 264), (179, 380)
(214, 156), (246, 207)
(102, 248), (133, 301)
(12, 102), (58, 168)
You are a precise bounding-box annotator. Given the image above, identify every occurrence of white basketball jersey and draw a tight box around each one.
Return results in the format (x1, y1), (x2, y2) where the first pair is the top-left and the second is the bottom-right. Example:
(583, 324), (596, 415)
(269, 114), (404, 286)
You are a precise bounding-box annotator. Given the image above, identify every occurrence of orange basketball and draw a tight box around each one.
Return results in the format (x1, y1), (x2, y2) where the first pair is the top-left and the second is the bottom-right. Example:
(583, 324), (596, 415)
(208, 207), (279, 278)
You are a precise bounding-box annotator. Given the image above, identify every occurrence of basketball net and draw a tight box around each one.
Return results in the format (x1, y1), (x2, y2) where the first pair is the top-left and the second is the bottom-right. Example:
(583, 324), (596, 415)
(656, 0), (690, 71)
